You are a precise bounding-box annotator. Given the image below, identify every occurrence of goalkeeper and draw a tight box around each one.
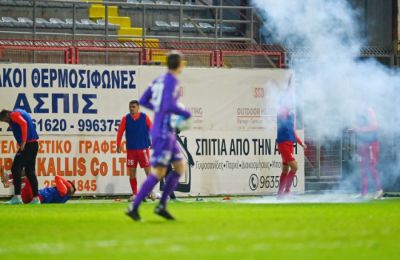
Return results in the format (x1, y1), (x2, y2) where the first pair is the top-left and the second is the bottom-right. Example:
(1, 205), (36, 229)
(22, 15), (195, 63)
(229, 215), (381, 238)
(126, 51), (191, 221)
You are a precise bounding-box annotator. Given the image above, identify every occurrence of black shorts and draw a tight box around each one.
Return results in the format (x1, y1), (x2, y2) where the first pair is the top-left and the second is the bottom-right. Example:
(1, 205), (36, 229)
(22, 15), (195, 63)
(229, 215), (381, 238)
(12, 141), (39, 174)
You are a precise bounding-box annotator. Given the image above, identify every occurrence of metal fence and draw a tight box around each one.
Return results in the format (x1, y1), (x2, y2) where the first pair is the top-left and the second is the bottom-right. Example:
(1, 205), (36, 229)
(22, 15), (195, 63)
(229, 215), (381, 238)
(0, 0), (258, 43)
(0, 38), (285, 67)
(289, 50), (396, 189)
(77, 50), (142, 65)
(304, 131), (342, 180)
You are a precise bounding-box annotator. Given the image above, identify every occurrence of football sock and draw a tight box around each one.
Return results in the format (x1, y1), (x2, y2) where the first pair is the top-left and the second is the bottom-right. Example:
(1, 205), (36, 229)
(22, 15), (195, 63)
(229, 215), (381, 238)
(370, 167), (382, 191)
(160, 171), (180, 207)
(285, 171), (296, 193)
(278, 173), (287, 195)
(133, 174), (158, 209)
(129, 177), (138, 195)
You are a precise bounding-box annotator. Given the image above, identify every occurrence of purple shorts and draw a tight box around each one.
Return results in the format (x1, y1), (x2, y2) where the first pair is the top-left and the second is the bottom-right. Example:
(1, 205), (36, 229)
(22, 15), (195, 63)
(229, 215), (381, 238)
(151, 136), (183, 167)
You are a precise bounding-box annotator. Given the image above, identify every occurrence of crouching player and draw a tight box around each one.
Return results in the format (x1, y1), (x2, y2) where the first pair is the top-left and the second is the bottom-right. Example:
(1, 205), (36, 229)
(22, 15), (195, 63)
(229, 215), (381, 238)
(126, 51), (191, 221)
(0, 109), (40, 204)
(1, 168), (76, 203)
(276, 93), (306, 198)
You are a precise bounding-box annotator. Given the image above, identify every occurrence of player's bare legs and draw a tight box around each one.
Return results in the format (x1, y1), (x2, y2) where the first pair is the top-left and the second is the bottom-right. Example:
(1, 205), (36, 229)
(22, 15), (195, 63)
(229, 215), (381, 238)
(126, 166), (167, 221)
(359, 142), (383, 199)
(128, 165), (154, 202)
(127, 161), (183, 221)
(285, 160), (298, 194)
(143, 166), (157, 201)
(369, 142), (383, 199)
(144, 167), (151, 176)
(278, 163), (289, 195)
(278, 160), (298, 197)
(129, 168), (137, 181)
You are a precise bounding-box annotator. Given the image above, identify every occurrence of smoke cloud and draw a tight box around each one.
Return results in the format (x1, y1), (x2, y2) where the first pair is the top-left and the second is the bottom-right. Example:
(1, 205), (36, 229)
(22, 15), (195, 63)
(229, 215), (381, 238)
(253, 0), (400, 193)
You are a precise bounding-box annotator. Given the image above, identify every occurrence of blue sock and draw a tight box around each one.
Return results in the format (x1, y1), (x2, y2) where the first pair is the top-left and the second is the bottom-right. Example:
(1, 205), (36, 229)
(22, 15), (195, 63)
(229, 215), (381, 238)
(133, 174), (158, 209)
(160, 171), (180, 207)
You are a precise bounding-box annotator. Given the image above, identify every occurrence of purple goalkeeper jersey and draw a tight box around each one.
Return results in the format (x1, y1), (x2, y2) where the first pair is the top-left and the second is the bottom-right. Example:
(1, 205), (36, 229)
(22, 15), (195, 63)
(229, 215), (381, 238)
(139, 72), (191, 139)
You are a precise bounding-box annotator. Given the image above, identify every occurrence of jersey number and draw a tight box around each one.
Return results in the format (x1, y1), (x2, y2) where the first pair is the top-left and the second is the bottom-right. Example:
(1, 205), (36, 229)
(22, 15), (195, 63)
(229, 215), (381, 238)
(150, 81), (164, 112)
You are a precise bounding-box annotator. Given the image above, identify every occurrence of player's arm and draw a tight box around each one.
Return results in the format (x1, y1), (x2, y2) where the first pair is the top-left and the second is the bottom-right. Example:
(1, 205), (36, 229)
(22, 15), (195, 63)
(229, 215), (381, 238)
(354, 108), (378, 132)
(145, 114), (153, 129)
(293, 116), (306, 149)
(164, 84), (191, 119)
(294, 131), (306, 149)
(145, 115), (153, 148)
(139, 87), (155, 111)
(10, 112), (28, 150)
(116, 116), (127, 153)
(55, 176), (71, 197)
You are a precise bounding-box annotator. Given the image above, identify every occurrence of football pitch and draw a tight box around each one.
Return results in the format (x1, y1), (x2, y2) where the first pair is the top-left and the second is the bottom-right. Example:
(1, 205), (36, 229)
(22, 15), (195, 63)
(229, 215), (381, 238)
(0, 196), (399, 259)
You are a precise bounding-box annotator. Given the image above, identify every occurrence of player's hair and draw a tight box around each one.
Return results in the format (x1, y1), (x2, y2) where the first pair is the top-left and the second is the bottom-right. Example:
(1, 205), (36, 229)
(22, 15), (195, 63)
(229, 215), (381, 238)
(167, 51), (183, 70)
(67, 180), (76, 194)
(0, 109), (11, 120)
(129, 100), (139, 106)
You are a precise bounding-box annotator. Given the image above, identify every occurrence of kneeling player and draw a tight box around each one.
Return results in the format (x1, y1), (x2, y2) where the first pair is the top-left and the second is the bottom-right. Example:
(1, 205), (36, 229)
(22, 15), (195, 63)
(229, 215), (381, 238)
(1, 168), (76, 204)
(276, 96), (306, 197)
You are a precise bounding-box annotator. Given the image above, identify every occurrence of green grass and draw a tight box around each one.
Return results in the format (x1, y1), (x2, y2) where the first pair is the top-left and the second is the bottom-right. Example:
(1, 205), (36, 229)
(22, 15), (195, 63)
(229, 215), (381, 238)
(0, 198), (400, 259)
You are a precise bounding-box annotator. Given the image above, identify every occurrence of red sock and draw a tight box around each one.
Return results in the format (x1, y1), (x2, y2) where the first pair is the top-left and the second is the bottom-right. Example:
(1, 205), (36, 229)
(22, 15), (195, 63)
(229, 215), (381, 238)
(278, 173), (287, 195)
(370, 166), (382, 191)
(21, 178), (33, 203)
(285, 171), (296, 193)
(129, 178), (137, 195)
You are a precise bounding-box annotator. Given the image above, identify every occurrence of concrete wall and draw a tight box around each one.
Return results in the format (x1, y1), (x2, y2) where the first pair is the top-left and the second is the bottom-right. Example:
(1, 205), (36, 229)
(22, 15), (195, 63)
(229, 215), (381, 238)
(350, 0), (394, 49)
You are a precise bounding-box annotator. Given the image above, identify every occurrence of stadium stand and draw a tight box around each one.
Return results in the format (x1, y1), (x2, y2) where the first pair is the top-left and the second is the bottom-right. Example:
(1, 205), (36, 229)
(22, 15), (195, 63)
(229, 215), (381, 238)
(0, 16), (119, 31)
(0, 1), (246, 38)
(0, 0), (257, 64)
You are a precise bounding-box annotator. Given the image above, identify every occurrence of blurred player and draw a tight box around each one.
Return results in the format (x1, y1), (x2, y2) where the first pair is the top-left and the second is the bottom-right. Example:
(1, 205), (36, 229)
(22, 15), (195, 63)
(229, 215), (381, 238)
(1, 168), (76, 203)
(353, 107), (383, 199)
(0, 109), (40, 204)
(126, 51), (191, 221)
(276, 87), (306, 198)
(116, 100), (153, 201)
(160, 131), (195, 200)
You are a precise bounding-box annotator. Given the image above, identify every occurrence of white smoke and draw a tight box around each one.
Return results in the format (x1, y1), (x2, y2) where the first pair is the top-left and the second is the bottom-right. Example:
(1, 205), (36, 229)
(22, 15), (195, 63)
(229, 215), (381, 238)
(253, 0), (400, 192)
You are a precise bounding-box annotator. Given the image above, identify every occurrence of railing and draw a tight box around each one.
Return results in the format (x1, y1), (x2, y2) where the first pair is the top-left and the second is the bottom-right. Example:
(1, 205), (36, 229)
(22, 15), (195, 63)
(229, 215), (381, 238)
(0, 38), (286, 67)
(0, 0), (257, 43)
